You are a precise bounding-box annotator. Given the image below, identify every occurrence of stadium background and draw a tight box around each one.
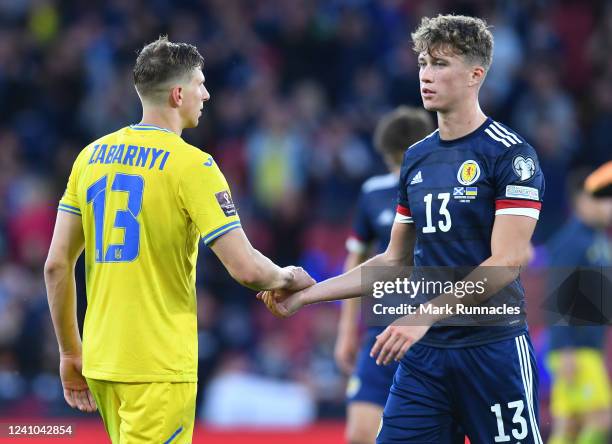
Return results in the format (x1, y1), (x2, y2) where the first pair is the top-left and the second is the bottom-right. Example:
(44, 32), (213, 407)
(0, 0), (610, 442)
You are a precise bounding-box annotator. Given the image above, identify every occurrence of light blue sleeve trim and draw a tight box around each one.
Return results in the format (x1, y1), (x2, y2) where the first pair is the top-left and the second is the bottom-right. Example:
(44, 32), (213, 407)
(163, 426), (183, 444)
(59, 203), (81, 213)
(58, 207), (82, 217)
(202, 221), (242, 245)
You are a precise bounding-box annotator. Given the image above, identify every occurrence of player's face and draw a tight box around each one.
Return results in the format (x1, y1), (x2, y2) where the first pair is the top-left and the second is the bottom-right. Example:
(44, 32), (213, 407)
(181, 68), (210, 128)
(418, 48), (475, 113)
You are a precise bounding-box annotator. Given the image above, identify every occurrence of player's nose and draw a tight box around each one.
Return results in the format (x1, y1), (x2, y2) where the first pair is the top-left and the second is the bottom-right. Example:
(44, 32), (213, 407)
(420, 65), (433, 83)
(202, 86), (210, 102)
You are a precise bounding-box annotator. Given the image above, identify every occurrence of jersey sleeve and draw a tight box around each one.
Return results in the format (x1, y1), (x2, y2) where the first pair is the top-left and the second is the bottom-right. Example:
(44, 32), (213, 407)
(58, 152), (84, 217)
(493, 144), (545, 220)
(395, 151), (413, 224)
(178, 156), (241, 245)
(345, 191), (374, 254)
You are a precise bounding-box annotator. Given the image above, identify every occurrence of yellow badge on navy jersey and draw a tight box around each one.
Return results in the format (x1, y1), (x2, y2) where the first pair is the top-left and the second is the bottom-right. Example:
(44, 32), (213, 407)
(457, 160), (481, 185)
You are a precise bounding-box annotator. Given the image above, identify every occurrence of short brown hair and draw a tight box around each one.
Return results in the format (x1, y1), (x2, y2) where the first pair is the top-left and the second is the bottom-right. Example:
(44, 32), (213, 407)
(412, 15), (493, 70)
(374, 106), (435, 155)
(133, 36), (204, 100)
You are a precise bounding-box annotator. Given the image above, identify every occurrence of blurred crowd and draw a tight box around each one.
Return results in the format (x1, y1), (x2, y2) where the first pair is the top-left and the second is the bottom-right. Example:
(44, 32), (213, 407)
(0, 0), (611, 424)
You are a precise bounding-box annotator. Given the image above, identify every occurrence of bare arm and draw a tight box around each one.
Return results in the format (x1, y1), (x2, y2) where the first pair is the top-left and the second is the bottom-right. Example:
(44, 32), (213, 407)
(260, 222), (416, 316)
(45, 212), (85, 356)
(210, 228), (313, 291)
(44, 211), (96, 412)
(300, 222), (416, 306)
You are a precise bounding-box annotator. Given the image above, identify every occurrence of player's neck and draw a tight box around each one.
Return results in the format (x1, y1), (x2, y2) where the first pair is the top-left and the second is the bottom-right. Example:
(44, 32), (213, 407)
(437, 102), (487, 141)
(140, 108), (183, 136)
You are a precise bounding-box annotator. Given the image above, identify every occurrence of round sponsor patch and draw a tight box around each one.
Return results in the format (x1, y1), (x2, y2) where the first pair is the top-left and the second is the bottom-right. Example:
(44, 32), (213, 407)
(457, 160), (481, 185)
(512, 156), (536, 181)
(346, 375), (361, 399)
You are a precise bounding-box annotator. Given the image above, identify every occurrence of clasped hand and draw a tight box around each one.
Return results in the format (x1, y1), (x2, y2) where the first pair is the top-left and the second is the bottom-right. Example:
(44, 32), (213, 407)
(257, 266), (315, 317)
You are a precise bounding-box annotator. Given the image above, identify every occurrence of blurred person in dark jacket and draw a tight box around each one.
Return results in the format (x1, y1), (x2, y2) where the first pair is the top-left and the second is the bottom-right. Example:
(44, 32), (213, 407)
(545, 169), (612, 444)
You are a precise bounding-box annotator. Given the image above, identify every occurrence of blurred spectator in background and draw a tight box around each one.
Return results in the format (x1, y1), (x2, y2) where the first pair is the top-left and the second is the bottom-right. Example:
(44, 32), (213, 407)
(545, 171), (612, 444)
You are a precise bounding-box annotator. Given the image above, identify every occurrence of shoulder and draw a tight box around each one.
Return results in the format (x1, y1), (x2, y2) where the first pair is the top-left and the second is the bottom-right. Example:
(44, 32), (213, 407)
(404, 129), (440, 159)
(174, 140), (217, 170)
(478, 121), (543, 173)
(361, 173), (398, 194)
(183, 141), (213, 160)
(482, 120), (526, 147)
(176, 144), (230, 189)
(481, 120), (531, 152)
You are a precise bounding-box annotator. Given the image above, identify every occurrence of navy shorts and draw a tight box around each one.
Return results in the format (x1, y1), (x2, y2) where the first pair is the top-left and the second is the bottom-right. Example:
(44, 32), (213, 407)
(377, 333), (542, 444)
(347, 328), (398, 407)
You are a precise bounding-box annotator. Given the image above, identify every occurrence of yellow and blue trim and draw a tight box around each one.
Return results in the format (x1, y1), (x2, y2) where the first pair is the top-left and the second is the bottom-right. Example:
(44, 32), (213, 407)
(163, 426), (183, 444)
(58, 203), (82, 217)
(129, 124), (173, 133)
(202, 221), (241, 245)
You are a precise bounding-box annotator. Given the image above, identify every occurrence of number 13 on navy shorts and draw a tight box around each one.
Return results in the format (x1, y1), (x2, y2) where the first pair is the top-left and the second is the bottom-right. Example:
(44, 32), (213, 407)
(377, 334), (543, 444)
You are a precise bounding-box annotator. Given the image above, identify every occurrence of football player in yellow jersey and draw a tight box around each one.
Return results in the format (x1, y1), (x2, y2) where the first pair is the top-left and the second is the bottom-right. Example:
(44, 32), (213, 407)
(44, 36), (314, 444)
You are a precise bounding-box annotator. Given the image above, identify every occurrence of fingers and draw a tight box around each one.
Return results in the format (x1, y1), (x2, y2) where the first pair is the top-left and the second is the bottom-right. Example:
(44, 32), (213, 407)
(64, 388), (97, 413)
(64, 388), (77, 409)
(369, 328), (391, 360)
(395, 341), (412, 362)
(382, 337), (405, 365)
(260, 290), (287, 318)
(295, 267), (316, 287)
(87, 390), (98, 411)
(286, 267), (316, 291)
(371, 327), (416, 365)
(374, 333), (401, 366)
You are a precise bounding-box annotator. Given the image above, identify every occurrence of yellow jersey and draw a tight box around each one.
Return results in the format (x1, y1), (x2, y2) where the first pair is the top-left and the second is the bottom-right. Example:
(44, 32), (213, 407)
(59, 123), (241, 382)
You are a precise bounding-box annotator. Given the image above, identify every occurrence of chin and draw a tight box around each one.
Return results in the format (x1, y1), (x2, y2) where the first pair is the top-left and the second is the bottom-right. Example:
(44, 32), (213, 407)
(422, 102), (439, 112)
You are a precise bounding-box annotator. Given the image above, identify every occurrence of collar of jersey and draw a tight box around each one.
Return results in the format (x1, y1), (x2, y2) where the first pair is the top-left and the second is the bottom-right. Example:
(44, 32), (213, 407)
(129, 123), (174, 133)
(437, 116), (492, 146)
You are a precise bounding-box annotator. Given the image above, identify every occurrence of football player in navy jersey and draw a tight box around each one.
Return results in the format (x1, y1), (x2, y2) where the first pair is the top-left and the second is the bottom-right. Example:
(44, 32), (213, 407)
(336, 107), (434, 444)
(260, 15), (545, 443)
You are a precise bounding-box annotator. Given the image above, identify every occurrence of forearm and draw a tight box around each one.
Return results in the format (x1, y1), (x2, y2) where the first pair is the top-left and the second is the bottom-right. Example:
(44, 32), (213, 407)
(300, 252), (393, 306)
(45, 263), (81, 355)
(237, 248), (292, 291)
(419, 254), (527, 325)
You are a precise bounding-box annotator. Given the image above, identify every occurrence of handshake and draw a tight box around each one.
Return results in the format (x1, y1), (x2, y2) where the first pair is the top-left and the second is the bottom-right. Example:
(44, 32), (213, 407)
(257, 266), (316, 318)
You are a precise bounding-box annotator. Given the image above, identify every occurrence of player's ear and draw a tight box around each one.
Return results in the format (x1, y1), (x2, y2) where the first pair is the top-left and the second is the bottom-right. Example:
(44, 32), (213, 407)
(468, 66), (485, 87)
(169, 86), (183, 108)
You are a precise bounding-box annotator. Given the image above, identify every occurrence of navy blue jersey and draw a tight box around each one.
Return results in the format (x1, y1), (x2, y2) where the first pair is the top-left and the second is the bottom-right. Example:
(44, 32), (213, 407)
(395, 117), (545, 347)
(546, 217), (610, 350)
(346, 173), (398, 255)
